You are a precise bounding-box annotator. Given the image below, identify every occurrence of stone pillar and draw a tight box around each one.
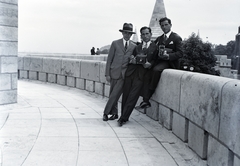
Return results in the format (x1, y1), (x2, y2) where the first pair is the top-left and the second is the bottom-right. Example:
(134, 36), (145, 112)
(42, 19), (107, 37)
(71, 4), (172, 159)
(149, 0), (166, 40)
(0, 0), (18, 105)
(235, 26), (240, 74)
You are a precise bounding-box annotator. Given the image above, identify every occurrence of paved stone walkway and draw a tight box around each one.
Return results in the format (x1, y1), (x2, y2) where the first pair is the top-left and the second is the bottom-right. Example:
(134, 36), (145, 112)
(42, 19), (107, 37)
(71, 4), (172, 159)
(0, 80), (206, 166)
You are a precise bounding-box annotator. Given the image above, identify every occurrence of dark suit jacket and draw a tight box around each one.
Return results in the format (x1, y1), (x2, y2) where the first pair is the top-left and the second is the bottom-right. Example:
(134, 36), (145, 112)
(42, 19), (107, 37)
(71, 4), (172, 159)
(105, 39), (136, 79)
(125, 42), (158, 80)
(154, 32), (183, 69)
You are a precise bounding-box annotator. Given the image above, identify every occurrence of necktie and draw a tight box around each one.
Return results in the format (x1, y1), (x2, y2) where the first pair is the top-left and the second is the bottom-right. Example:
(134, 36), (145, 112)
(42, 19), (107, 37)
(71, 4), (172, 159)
(163, 34), (167, 44)
(125, 41), (128, 51)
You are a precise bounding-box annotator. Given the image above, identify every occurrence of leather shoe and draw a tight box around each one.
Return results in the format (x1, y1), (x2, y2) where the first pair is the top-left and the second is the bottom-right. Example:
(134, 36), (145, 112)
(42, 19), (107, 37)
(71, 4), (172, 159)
(140, 101), (151, 109)
(103, 114), (108, 121)
(109, 114), (118, 120)
(118, 119), (126, 127)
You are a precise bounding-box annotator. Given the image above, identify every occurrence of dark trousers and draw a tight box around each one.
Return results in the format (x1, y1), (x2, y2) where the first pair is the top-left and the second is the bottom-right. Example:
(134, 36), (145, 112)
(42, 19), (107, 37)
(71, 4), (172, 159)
(103, 78), (124, 115)
(120, 73), (143, 121)
(142, 61), (169, 102)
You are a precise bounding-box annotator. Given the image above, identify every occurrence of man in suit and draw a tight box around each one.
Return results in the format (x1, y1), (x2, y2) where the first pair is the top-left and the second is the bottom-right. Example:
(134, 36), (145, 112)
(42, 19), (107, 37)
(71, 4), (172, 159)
(137, 17), (183, 109)
(103, 23), (136, 121)
(118, 26), (158, 126)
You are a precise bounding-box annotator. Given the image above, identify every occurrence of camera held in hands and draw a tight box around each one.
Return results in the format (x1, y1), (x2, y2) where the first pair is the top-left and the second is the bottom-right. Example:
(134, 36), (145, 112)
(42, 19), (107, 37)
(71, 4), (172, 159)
(158, 45), (166, 57)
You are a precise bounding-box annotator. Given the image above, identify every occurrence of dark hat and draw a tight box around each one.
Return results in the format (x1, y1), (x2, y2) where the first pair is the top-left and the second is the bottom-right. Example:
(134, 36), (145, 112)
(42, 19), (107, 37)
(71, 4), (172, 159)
(119, 23), (135, 34)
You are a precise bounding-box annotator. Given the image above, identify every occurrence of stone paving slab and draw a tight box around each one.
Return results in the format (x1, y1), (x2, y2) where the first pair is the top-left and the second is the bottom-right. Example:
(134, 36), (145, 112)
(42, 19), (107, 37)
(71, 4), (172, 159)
(0, 80), (207, 166)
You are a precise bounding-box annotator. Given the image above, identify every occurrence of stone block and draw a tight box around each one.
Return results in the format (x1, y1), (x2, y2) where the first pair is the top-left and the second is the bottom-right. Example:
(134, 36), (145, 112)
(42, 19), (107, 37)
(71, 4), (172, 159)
(0, 56), (17, 73)
(188, 121), (208, 159)
(18, 56), (24, 70)
(0, 41), (17, 55)
(135, 97), (145, 114)
(66, 76), (75, 87)
(180, 72), (231, 137)
(23, 56), (31, 70)
(99, 62), (108, 84)
(43, 58), (62, 74)
(219, 80), (240, 155)
(118, 94), (122, 103)
(48, 73), (56, 83)
(137, 107), (146, 114)
(80, 60), (100, 82)
(85, 80), (94, 92)
(0, 26), (17, 41)
(152, 69), (185, 112)
(0, 3), (18, 27)
(0, 0), (17, 5)
(136, 96), (143, 107)
(76, 78), (85, 90)
(234, 156), (240, 166)
(104, 84), (110, 97)
(29, 71), (38, 80)
(19, 70), (28, 79)
(172, 112), (188, 142)
(30, 57), (43, 72)
(146, 100), (158, 120)
(158, 105), (172, 130)
(95, 82), (104, 96)
(0, 74), (11, 90)
(38, 72), (47, 82)
(61, 59), (80, 77)
(57, 75), (66, 85)
(0, 90), (17, 105)
(11, 73), (17, 89)
(207, 135), (230, 166)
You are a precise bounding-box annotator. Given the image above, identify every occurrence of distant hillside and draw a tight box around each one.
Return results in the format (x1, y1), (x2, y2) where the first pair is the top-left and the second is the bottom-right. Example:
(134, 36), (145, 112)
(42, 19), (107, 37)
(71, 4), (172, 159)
(100, 45), (110, 51)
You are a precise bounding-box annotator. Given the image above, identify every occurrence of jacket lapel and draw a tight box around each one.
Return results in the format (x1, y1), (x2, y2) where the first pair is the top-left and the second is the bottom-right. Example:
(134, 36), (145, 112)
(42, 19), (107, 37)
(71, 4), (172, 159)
(116, 39), (124, 52)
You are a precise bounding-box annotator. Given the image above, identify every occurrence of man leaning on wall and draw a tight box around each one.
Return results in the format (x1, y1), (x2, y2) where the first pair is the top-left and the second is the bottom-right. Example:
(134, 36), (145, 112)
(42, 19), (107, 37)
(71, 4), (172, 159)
(103, 23), (136, 121)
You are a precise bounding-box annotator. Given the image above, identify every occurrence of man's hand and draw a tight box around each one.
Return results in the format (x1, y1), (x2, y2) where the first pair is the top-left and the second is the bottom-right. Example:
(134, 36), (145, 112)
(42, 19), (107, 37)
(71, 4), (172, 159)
(129, 55), (136, 64)
(106, 76), (111, 82)
(143, 61), (151, 68)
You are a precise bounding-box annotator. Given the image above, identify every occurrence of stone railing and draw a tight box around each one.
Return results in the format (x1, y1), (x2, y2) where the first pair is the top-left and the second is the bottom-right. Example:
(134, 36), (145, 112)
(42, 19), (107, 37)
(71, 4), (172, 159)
(18, 55), (240, 166)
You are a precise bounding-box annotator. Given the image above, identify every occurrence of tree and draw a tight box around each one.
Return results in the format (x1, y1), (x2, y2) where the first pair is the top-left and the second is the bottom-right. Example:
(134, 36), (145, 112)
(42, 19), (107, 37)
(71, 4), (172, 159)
(214, 40), (235, 59)
(225, 40), (235, 59)
(180, 33), (220, 76)
(214, 44), (226, 55)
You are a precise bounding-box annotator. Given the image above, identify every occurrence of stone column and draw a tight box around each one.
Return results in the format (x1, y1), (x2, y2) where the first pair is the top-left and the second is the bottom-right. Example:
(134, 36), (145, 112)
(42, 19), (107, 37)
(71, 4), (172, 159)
(0, 0), (18, 105)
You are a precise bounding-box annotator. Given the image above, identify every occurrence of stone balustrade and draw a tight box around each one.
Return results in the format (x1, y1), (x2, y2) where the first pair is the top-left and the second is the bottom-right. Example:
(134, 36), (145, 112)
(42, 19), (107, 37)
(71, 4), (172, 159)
(18, 55), (240, 166)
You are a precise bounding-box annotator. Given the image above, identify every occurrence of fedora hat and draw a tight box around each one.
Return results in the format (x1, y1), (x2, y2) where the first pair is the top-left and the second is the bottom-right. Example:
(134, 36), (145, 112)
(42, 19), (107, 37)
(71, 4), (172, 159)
(119, 23), (135, 34)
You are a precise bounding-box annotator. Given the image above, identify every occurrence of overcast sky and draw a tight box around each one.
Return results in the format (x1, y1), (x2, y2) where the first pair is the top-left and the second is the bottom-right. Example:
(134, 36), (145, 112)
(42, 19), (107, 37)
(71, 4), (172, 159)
(18, 0), (240, 54)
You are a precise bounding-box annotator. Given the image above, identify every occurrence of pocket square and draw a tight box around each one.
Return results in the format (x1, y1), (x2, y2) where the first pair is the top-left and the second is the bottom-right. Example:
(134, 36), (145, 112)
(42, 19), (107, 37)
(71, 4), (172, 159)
(169, 41), (174, 44)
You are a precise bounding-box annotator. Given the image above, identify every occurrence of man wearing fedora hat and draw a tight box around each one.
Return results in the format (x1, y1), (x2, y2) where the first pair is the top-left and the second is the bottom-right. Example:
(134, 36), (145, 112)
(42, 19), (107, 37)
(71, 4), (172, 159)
(103, 23), (137, 121)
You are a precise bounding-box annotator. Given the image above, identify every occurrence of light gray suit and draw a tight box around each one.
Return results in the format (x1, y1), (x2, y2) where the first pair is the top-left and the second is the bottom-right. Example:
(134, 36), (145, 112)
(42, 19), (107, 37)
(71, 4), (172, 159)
(104, 38), (136, 115)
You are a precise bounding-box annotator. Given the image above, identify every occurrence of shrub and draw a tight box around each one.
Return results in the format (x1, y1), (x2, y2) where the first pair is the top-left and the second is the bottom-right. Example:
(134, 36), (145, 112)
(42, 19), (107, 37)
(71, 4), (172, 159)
(179, 33), (220, 76)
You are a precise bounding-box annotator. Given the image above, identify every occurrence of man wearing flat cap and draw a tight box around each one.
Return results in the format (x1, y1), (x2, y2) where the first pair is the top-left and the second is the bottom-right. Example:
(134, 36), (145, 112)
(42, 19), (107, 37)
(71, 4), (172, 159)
(103, 23), (136, 121)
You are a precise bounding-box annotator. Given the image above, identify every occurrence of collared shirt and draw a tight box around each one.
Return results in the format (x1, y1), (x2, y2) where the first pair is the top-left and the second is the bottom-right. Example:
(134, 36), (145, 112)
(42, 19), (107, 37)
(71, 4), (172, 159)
(142, 41), (151, 49)
(165, 31), (172, 38)
(123, 39), (129, 47)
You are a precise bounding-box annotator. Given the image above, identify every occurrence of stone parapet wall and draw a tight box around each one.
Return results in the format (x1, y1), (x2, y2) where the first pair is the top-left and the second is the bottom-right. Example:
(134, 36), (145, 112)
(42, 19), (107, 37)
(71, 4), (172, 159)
(18, 56), (240, 166)
(0, 1), (18, 105)
(151, 69), (240, 165)
(19, 52), (108, 61)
